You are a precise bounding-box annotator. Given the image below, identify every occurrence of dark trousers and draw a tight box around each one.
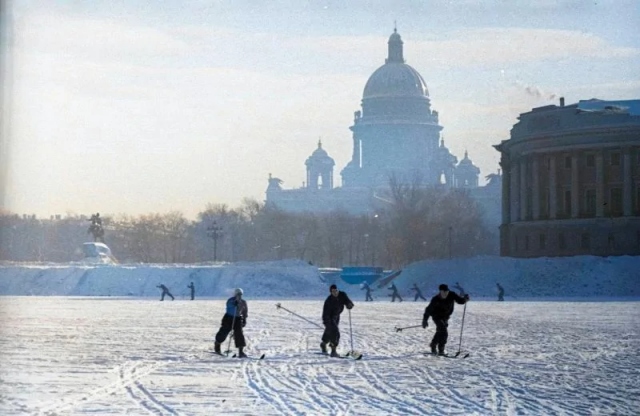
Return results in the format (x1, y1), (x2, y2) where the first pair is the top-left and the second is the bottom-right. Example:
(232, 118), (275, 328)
(322, 319), (341, 347)
(430, 318), (449, 351)
(391, 292), (403, 302)
(215, 314), (246, 348)
(190, 289), (194, 300)
(414, 293), (426, 301)
(365, 291), (373, 301)
(160, 290), (174, 301)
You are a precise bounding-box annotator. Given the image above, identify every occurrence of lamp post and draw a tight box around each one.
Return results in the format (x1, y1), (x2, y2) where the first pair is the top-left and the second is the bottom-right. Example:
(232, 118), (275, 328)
(207, 221), (223, 262)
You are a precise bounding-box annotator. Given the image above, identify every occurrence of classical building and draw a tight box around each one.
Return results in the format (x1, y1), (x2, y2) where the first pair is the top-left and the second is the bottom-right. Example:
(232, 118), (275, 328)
(266, 29), (501, 232)
(494, 98), (640, 257)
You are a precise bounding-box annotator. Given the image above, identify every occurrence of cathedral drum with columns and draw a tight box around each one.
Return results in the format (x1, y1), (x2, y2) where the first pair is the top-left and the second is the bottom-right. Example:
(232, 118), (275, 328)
(494, 98), (640, 257)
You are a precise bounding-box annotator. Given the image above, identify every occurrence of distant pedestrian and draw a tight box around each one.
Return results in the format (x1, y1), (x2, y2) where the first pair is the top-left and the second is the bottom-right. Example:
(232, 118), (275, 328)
(411, 283), (426, 301)
(422, 284), (469, 355)
(496, 283), (505, 301)
(321, 284), (354, 357)
(453, 282), (466, 297)
(388, 282), (403, 302)
(214, 288), (249, 357)
(361, 282), (374, 302)
(188, 282), (195, 300)
(156, 284), (174, 301)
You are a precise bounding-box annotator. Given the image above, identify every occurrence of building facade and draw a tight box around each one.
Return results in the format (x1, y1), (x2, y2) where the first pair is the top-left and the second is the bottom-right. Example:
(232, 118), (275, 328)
(494, 98), (640, 257)
(266, 29), (501, 230)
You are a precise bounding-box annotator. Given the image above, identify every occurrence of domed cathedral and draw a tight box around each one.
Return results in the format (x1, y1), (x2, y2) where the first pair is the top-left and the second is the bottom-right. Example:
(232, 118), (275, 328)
(265, 29), (501, 231)
(342, 28), (452, 188)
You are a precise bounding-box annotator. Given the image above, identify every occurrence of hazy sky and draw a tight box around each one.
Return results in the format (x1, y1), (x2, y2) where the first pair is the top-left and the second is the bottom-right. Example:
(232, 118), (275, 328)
(2, 0), (639, 219)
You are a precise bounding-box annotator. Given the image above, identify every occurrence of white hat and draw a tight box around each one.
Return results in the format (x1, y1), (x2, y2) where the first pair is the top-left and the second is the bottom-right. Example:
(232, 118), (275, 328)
(234, 288), (244, 296)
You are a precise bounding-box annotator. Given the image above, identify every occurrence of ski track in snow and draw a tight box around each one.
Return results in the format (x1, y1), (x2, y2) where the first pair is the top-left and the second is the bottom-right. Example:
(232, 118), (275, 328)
(0, 298), (639, 415)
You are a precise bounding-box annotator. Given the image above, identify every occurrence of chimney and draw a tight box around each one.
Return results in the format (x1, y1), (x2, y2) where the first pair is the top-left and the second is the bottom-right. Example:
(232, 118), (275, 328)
(560, 97), (565, 107)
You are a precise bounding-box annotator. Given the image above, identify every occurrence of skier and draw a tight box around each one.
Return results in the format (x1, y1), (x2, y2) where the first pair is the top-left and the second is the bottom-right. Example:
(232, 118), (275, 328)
(497, 283), (505, 301)
(187, 282), (195, 300)
(361, 281), (373, 302)
(411, 283), (426, 301)
(388, 282), (403, 302)
(422, 284), (469, 355)
(321, 284), (354, 357)
(453, 282), (466, 297)
(156, 284), (174, 301)
(214, 288), (248, 357)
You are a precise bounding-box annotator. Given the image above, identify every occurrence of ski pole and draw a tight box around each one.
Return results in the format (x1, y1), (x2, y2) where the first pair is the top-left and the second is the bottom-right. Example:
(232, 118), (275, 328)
(454, 302), (468, 358)
(275, 303), (323, 329)
(394, 324), (422, 332)
(348, 309), (354, 355)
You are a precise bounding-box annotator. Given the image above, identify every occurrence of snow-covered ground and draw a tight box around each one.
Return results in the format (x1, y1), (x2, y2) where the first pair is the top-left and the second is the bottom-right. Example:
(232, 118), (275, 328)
(1, 256), (639, 415)
(0, 298), (638, 415)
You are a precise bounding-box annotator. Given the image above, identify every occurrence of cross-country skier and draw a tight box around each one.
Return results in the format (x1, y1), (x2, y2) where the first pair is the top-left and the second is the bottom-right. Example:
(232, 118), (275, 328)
(453, 282), (466, 297)
(361, 282), (373, 302)
(422, 284), (469, 355)
(187, 282), (195, 300)
(321, 284), (354, 357)
(389, 282), (403, 302)
(156, 284), (174, 301)
(496, 283), (505, 301)
(214, 288), (248, 357)
(411, 283), (426, 301)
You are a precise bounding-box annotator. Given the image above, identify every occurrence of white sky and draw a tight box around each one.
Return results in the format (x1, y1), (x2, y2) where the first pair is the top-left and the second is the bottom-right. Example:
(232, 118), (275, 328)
(3, 0), (640, 219)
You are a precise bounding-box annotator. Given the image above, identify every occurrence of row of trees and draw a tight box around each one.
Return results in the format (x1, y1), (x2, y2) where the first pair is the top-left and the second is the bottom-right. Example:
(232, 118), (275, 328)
(0, 185), (497, 268)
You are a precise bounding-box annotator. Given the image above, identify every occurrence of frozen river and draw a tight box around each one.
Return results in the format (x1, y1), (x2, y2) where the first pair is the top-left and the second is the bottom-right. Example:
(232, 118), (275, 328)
(1, 297), (638, 415)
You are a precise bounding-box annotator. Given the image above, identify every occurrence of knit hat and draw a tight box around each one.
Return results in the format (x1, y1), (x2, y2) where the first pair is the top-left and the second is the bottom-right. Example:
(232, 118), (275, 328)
(439, 284), (449, 291)
(235, 288), (244, 296)
(329, 284), (337, 291)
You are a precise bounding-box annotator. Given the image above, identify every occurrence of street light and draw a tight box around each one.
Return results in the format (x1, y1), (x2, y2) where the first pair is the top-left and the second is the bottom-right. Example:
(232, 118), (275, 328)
(207, 221), (224, 262)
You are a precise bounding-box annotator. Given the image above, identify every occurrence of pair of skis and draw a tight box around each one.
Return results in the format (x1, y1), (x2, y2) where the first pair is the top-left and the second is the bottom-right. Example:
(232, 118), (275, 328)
(212, 351), (265, 360)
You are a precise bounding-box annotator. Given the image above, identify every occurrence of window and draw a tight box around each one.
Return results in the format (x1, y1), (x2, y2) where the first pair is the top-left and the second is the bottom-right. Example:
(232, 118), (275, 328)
(611, 152), (621, 166)
(539, 234), (546, 250)
(586, 154), (595, 167)
(610, 188), (623, 216)
(585, 189), (596, 216)
(559, 233), (567, 250)
(564, 190), (572, 215)
(581, 233), (590, 249)
(564, 156), (571, 169)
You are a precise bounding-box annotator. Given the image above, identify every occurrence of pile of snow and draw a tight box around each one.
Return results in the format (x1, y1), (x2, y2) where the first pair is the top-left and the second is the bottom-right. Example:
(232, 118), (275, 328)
(0, 255), (638, 299)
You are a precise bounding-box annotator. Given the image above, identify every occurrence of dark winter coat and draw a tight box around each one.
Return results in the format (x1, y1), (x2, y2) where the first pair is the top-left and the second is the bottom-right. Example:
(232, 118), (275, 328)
(322, 291), (354, 325)
(423, 292), (467, 323)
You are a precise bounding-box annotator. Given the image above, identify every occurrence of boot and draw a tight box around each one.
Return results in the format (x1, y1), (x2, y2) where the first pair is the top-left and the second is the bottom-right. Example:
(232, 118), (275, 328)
(430, 342), (437, 355)
(438, 345), (446, 356)
(330, 346), (339, 358)
(214, 342), (221, 354)
(237, 347), (247, 358)
(320, 342), (327, 354)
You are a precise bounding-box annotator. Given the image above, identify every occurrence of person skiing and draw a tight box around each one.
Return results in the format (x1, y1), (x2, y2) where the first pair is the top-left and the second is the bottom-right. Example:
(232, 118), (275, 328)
(214, 288), (248, 357)
(388, 282), (403, 302)
(411, 283), (426, 301)
(321, 284), (354, 357)
(156, 284), (174, 301)
(422, 284), (469, 355)
(187, 282), (195, 300)
(497, 283), (505, 301)
(453, 282), (466, 297)
(361, 281), (373, 302)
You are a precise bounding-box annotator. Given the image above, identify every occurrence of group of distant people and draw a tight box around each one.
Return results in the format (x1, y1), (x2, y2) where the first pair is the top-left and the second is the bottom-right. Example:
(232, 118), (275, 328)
(156, 282), (196, 301)
(360, 280), (506, 302)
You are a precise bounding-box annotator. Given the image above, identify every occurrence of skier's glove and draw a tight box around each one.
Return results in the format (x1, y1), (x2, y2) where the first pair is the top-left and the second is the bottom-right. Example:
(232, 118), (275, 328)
(346, 303), (354, 310)
(422, 320), (428, 329)
(464, 294), (470, 301)
(241, 317), (246, 327)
